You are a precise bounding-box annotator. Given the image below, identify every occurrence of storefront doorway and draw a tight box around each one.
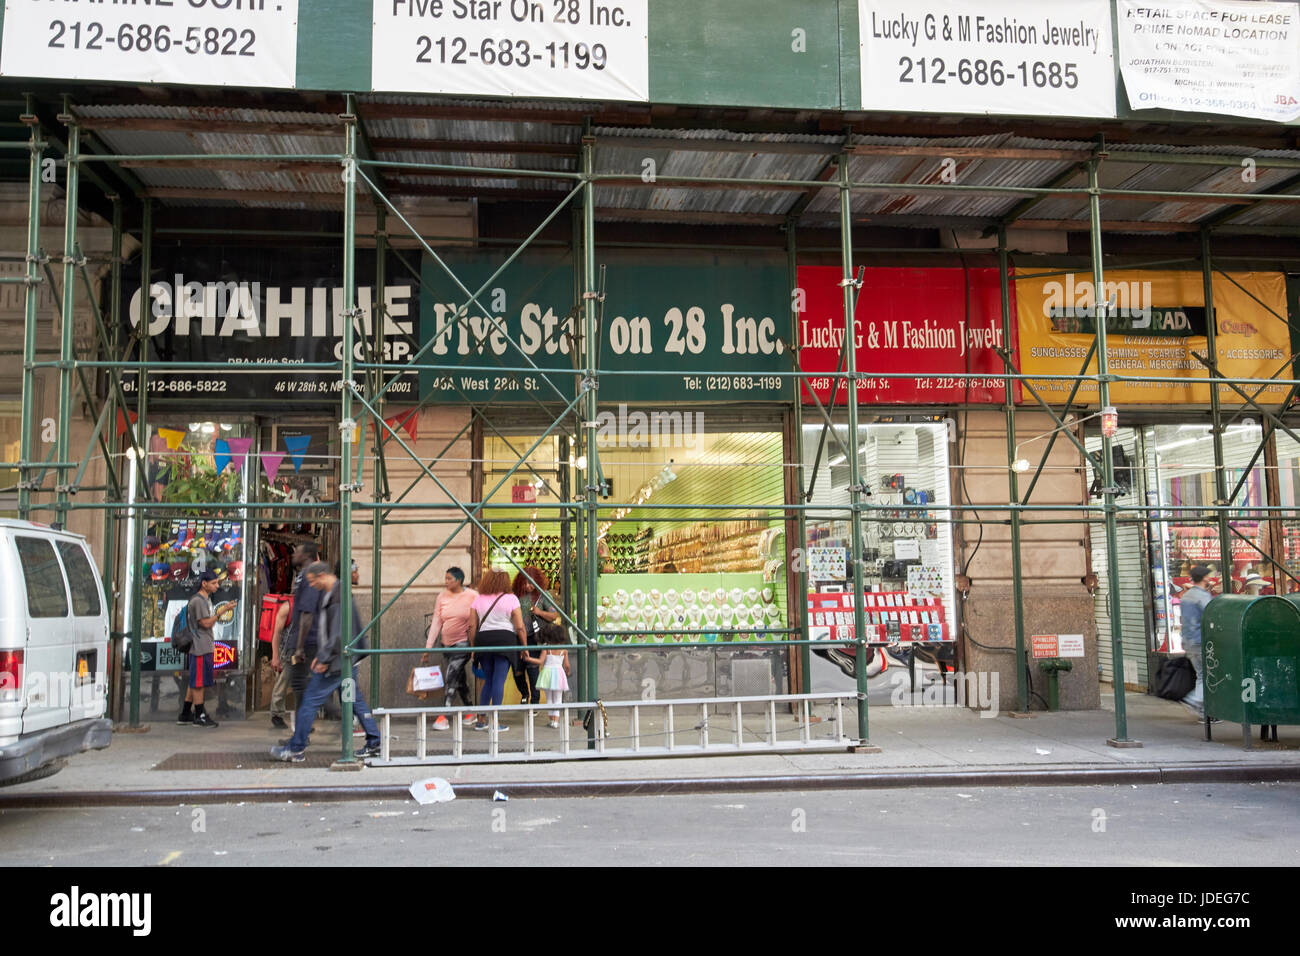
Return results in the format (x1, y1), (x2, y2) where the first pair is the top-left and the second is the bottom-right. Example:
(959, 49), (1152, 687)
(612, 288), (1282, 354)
(1086, 419), (1278, 691)
(120, 417), (342, 721)
(801, 415), (958, 701)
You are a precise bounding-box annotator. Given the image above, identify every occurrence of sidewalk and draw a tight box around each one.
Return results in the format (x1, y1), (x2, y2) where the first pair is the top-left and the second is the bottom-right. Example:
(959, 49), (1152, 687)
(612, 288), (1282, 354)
(3, 691), (1296, 806)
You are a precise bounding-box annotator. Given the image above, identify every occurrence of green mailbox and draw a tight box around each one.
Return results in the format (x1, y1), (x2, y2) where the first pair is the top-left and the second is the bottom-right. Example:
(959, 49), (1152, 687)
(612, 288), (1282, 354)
(1202, 595), (1300, 746)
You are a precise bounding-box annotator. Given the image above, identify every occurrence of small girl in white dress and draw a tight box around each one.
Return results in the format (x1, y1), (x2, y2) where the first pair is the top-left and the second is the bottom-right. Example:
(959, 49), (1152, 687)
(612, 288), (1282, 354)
(533, 646), (571, 728)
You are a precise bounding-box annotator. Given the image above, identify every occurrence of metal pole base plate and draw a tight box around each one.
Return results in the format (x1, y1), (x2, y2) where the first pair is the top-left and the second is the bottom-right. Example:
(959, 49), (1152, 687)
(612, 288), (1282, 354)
(848, 744), (882, 753)
(1106, 737), (1144, 749)
(1006, 712), (1035, 719)
(112, 723), (151, 734)
(329, 759), (365, 772)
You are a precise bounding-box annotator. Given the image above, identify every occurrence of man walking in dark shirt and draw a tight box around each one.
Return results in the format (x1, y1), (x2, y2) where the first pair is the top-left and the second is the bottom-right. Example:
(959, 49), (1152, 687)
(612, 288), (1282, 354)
(270, 562), (382, 762)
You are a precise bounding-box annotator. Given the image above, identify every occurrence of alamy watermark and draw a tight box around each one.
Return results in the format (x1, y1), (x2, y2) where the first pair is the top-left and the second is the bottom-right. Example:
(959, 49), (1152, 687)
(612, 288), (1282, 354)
(594, 404), (704, 450)
(889, 669), (1000, 717)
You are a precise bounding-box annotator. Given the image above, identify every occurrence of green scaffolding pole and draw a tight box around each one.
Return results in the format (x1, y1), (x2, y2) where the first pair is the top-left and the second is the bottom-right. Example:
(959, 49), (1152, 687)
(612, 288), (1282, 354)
(370, 205), (387, 706)
(786, 221), (812, 694)
(338, 97), (358, 766)
(839, 157), (870, 746)
(999, 227), (1028, 712)
(1203, 229), (1238, 604)
(18, 103), (43, 520)
(582, 129), (600, 749)
(101, 199), (123, 683)
(54, 104), (80, 527)
(128, 200), (152, 729)
(1090, 159), (1138, 748)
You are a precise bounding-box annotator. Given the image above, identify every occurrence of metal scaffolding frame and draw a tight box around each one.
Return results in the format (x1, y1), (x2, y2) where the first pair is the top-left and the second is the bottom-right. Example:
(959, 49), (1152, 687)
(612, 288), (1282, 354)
(10, 91), (1300, 760)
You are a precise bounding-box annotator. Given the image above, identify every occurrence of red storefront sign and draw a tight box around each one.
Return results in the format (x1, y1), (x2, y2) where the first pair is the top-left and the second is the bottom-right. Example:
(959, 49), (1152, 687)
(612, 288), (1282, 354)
(797, 266), (1020, 405)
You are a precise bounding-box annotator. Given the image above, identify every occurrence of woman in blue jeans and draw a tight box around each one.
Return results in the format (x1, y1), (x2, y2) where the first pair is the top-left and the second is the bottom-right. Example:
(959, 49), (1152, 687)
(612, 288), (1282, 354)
(468, 569), (526, 732)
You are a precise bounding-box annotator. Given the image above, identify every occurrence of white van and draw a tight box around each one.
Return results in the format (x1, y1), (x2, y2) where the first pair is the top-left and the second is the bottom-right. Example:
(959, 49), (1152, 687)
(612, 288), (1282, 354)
(0, 519), (112, 783)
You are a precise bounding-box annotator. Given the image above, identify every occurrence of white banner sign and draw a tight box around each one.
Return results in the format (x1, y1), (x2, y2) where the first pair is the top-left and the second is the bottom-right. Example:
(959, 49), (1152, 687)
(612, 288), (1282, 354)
(859, 0), (1116, 117)
(372, 0), (648, 100)
(1117, 0), (1300, 123)
(0, 0), (299, 88)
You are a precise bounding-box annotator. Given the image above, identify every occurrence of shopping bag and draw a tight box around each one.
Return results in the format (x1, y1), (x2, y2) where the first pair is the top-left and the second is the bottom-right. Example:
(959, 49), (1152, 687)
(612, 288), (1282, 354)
(412, 665), (444, 691)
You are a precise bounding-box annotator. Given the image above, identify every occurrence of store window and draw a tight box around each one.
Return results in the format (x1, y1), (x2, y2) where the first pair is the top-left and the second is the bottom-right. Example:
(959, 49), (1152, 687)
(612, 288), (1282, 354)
(802, 417), (957, 684)
(1143, 421), (1270, 653)
(479, 408), (790, 700)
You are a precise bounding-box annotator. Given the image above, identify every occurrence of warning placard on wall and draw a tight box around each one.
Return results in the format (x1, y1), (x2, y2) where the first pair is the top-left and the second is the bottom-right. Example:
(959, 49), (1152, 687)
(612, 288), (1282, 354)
(372, 0), (649, 100)
(0, 0), (300, 88)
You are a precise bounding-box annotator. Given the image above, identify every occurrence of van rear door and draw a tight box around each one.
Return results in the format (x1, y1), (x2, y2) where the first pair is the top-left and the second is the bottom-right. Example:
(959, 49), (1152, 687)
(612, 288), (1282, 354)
(13, 534), (74, 734)
(55, 540), (108, 723)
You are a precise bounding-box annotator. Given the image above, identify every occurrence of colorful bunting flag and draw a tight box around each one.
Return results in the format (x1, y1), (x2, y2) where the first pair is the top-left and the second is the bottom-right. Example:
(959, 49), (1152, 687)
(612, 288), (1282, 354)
(158, 427), (186, 450)
(226, 437), (253, 471)
(261, 451), (286, 483)
(283, 434), (311, 473)
(214, 438), (231, 474)
(115, 410), (138, 439)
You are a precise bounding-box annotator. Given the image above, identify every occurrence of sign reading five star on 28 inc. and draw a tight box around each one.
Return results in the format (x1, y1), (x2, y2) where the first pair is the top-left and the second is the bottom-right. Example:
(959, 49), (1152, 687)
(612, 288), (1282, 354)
(371, 0), (649, 100)
(0, 0), (300, 88)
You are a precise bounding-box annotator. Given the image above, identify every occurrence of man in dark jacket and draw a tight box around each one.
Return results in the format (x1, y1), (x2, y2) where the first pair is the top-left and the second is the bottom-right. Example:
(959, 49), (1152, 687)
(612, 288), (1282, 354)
(270, 562), (381, 761)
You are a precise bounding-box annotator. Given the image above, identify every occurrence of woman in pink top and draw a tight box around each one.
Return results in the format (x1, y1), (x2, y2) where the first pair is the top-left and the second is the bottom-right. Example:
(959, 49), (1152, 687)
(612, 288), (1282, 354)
(424, 567), (478, 730)
(468, 569), (526, 731)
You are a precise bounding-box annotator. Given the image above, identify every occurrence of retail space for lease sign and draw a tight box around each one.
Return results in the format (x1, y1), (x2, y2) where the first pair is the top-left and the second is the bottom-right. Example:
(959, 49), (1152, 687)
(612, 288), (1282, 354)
(1116, 0), (1300, 123)
(0, 0), (300, 87)
(371, 0), (649, 100)
(857, 0), (1117, 116)
(1016, 270), (1293, 405)
(797, 266), (1019, 406)
(418, 251), (790, 403)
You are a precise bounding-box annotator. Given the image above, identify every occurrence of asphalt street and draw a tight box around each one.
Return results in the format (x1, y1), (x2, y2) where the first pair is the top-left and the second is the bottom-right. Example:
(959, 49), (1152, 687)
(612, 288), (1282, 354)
(2, 782), (1297, 866)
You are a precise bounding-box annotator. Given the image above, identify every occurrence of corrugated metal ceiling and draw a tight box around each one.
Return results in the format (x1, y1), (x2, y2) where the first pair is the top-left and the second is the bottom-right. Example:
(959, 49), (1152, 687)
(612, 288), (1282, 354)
(62, 103), (1300, 229)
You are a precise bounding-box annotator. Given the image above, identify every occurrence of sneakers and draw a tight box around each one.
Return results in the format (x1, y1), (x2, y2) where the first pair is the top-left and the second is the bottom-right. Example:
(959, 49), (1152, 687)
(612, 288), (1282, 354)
(461, 713), (477, 726)
(192, 712), (219, 729)
(433, 716), (450, 731)
(177, 710), (193, 725)
(472, 720), (508, 732)
(270, 715), (287, 729)
(356, 741), (382, 758)
(548, 719), (560, 729)
(270, 744), (306, 763)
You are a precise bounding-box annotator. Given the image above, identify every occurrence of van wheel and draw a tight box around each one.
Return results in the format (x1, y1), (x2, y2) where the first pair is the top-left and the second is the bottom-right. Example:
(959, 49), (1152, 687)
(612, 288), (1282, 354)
(0, 759), (65, 788)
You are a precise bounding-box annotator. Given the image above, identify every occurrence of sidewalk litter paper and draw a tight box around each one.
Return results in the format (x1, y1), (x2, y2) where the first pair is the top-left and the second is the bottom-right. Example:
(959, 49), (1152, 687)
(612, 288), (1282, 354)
(409, 777), (456, 805)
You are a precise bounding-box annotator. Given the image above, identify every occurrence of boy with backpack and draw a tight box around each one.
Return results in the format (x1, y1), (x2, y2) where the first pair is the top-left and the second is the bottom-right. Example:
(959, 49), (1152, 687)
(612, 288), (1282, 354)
(178, 570), (223, 728)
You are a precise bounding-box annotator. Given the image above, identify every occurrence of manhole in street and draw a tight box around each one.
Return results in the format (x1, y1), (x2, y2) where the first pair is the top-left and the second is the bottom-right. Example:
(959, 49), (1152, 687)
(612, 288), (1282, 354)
(152, 751), (345, 770)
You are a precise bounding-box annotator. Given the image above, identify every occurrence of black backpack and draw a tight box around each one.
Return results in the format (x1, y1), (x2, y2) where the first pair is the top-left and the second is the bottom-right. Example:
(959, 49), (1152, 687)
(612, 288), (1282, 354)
(171, 602), (195, 655)
(1153, 657), (1196, 700)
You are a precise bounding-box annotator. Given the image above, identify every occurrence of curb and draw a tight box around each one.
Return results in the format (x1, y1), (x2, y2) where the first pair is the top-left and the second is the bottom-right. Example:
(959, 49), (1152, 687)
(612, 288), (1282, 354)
(3, 762), (1299, 808)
